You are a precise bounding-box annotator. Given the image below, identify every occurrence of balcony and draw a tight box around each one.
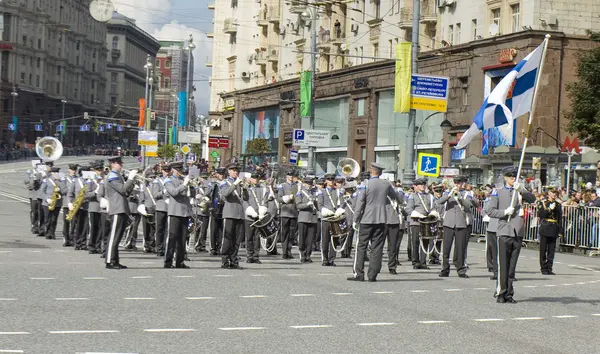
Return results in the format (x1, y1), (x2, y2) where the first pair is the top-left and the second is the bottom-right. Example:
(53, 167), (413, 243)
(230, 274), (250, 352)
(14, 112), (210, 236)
(267, 46), (279, 62)
(289, 0), (306, 14)
(367, 18), (382, 41)
(399, 7), (413, 29)
(205, 56), (212, 67)
(317, 32), (330, 51)
(207, 2), (215, 9)
(256, 50), (268, 65)
(207, 32), (214, 38)
(267, 5), (280, 23)
(257, 8), (269, 26)
(420, 0), (437, 23)
(224, 18), (237, 33)
(111, 48), (121, 58)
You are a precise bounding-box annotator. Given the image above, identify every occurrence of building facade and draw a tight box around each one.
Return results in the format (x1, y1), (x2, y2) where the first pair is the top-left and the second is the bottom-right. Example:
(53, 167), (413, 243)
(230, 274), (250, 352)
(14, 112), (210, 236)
(0, 0), (108, 147)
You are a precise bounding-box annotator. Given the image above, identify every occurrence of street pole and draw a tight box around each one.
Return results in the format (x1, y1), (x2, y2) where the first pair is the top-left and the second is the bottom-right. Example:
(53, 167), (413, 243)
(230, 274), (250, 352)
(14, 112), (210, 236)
(186, 34), (195, 132)
(306, 8), (317, 175)
(566, 152), (573, 191)
(11, 86), (17, 148)
(60, 100), (66, 143)
(142, 55), (152, 169)
(401, 0), (421, 188)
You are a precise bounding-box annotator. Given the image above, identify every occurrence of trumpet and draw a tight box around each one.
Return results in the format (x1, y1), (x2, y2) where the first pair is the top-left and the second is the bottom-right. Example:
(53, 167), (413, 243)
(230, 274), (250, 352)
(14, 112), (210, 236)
(121, 168), (154, 183)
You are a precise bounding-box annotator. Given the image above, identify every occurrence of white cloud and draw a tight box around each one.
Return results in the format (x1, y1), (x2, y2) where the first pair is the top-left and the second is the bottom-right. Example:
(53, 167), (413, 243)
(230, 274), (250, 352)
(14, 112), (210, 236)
(113, 0), (173, 33)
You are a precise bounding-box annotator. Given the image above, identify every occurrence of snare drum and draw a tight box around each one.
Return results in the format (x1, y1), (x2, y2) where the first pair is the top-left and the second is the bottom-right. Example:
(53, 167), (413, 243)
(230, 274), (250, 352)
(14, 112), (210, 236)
(252, 212), (278, 240)
(418, 216), (439, 240)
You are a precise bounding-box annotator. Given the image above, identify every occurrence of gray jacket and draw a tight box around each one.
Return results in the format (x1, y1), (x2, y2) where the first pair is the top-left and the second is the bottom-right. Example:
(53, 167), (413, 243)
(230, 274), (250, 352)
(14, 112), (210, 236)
(142, 183), (156, 213)
(128, 182), (142, 215)
(25, 169), (42, 199)
(318, 187), (345, 220)
(40, 177), (65, 207)
(97, 179), (108, 214)
(151, 177), (168, 213)
(220, 178), (248, 220)
(486, 186), (536, 238)
(483, 196), (499, 233)
(193, 181), (210, 216)
(405, 192), (436, 226)
(105, 170), (135, 215)
(385, 188), (404, 226)
(278, 182), (300, 218)
(353, 177), (397, 225)
(86, 178), (102, 213)
(295, 186), (318, 224)
(164, 176), (193, 218)
(68, 177), (89, 211)
(244, 185), (267, 221)
(437, 191), (473, 229)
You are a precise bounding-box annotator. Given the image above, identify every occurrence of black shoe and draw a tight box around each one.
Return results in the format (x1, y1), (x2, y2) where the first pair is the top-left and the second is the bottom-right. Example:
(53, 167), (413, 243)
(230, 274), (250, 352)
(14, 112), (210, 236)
(458, 274), (469, 279)
(89, 250), (100, 254)
(541, 271), (549, 275)
(322, 262), (329, 266)
(389, 269), (397, 275)
(329, 262), (336, 267)
(438, 272), (449, 277)
(157, 252), (165, 257)
(100, 254), (106, 259)
(229, 264), (243, 270)
(287, 254), (294, 259)
(184, 255), (191, 261)
(300, 259), (306, 263)
(164, 263), (174, 269)
(196, 248), (208, 253)
(347, 276), (364, 281)
(368, 278), (377, 282)
(62, 243), (73, 247)
(547, 271), (556, 275)
(490, 275), (498, 280)
(506, 298), (517, 304)
(175, 263), (190, 269)
(46, 236), (55, 240)
(246, 259), (255, 263)
(254, 260), (262, 264)
(221, 264), (230, 269)
(210, 251), (218, 256)
(106, 263), (125, 270)
(510, 278), (518, 282)
(306, 259), (313, 263)
(496, 297), (506, 303)
(143, 248), (153, 253)
(282, 254), (290, 259)
(117, 263), (127, 269)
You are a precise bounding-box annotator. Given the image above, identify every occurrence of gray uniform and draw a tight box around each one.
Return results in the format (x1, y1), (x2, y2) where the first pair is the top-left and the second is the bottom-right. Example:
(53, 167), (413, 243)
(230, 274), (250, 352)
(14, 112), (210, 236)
(483, 193), (499, 276)
(385, 187), (404, 271)
(70, 177), (90, 249)
(243, 184), (267, 261)
(40, 176), (65, 238)
(296, 186), (318, 262)
(163, 176), (193, 267)
(105, 170), (135, 265)
(405, 192), (436, 267)
(437, 191), (473, 276)
(220, 178), (248, 267)
(85, 177), (103, 252)
(97, 178), (111, 255)
(152, 176), (169, 255)
(278, 182), (300, 257)
(318, 187), (346, 265)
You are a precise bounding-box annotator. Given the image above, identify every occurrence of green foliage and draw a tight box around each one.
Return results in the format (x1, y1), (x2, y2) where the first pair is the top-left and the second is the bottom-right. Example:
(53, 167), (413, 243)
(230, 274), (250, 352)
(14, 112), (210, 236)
(191, 144), (202, 157)
(566, 30), (600, 148)
(157, 144), (176, 160)
(246, 138), (271, 156)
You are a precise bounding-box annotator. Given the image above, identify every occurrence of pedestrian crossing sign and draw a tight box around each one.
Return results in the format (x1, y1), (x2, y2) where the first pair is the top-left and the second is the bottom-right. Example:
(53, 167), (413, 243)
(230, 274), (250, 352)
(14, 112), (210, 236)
(417, 153), (441, 177)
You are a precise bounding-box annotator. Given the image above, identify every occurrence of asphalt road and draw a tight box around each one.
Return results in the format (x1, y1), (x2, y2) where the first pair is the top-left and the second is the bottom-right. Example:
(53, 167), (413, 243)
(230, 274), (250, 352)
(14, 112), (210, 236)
(1, 157), (600, 354)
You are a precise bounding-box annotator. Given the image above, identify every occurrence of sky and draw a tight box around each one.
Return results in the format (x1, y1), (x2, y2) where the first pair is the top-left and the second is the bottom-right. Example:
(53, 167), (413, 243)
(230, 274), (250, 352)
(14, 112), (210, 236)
(112, 0), (214, 116)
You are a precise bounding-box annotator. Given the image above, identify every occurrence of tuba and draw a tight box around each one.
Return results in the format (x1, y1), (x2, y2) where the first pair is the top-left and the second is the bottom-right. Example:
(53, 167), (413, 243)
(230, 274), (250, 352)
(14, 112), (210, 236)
(337, 158), (360, 179)
(35, 136), (63, 162)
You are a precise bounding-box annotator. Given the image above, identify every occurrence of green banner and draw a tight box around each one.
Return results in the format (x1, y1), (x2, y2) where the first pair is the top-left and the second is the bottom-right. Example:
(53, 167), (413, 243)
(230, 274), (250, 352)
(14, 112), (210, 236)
(61, 119), (67, 135)
(300, 71), (311, 117)
(168, 128), (173, 145)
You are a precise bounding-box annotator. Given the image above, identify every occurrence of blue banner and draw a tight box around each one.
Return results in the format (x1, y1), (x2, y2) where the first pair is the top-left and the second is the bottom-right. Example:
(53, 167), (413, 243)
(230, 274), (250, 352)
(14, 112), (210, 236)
(178, 91), (187, 127)
(12, 117), (17, 132)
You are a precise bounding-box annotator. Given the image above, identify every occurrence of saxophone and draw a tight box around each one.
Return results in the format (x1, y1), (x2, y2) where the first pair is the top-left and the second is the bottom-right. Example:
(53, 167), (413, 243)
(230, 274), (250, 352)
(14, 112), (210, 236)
(48, 184), (62, 211)
(66, 187), (86, 221)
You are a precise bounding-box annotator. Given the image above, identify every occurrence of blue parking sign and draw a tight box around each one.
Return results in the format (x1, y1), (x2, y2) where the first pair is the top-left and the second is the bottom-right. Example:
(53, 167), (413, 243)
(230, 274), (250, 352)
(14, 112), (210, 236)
(35, 124), (43, 132)
(8, 123), (15, 131)
(116, 125), (123, 132)
(56, 124), (63, 132)
(294, 129), (304, 141)
(99, 126), (105, 132)
(107, 123), (112, 129)
(417, 153), (441, 177)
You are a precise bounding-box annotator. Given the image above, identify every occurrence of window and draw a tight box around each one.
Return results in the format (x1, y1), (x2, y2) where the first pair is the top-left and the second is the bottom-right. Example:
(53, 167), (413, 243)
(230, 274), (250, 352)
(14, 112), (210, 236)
(448, 25), (454, 44)
(20, 72), (25, 83)
(91, 80), (95, 89)
(472, 19), (478, 40)
(374, 0), (381, 19)
(165, 60), (171, 68)
(76, 56), (79, 65)
(21, 55), (26, 65)
(37, 39), (41, 49)
(360, 0), (365, 22)
(93, 49), (96, 58)
(373, 43), (379, 61)
(459, 76), (468, 106)
(22, 35), (27, 45)
(356, 98), (365, 116)
(110, 83), (117, 94)
(155, 59), (160, 68)
(164, 78), (170, 89)
(73, 88), (77, 98)
(511, 4), (520, 33)
(456, 23), (461, 43)
(76, 40), (80, 50)
(35, 75), (40, 88)
(491, 8), (501, 33)
(36, 57), (40, 68)
(29, 74), (32, 85)
(57, 66), (61, 75)
(111, 36), (118, 49)
(110, 97), (116, 106)
(56, 82), (60, 94)
(359, 46), (364, 64)
(111, 73), (117, 82)
(388, 39), (393, 59)
(92, 63), (95, 72)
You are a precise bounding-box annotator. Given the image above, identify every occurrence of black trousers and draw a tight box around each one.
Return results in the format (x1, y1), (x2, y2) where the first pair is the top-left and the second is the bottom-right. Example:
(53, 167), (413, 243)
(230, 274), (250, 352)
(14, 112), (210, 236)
(353, 224), (385, 280)
(107, 213), (128, 264)
(30, 198), (39, 232)
(100, 213), (111, 254)
(342, 227), (355, 257)
(87, 212), (101, 252)
(486, 231), (498, 275)
(193, 215), (210, 251)
(280, 217), (297, 257)
(165, 215), (188, 266)
(496, 236), (522, 300)
(298, 222), (316, 261)
(244, 220), (261, 261)
(441, 226), (469, 275)
(386, 224), (401, 271)
(321, 221), (337, 264)
(61, 207), (72, 245)
(313, 219), (322, 251)
(539, 235), (557, 273)
(37, 199), (45, 235)
(125, 214), (141, 247)
(69, 212), (78, 243)
(142, 215), (156, 251)
(210, 215), (224, 254)
(221, 218), (244, 266)
(410, 225), (427, 266)
(43, 205), (60, 237)
(155, 211), (168, 254)
(75, 210), (89, 249)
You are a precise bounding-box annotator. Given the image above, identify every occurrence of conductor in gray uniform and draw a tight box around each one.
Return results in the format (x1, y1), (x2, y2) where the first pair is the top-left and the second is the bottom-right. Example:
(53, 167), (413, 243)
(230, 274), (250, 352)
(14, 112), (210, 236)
(163, 162), (193, 269)
(437, 176), (473, 278)
(220, 163), (249, 269)
(348, 163), (397, 282)
(405, 178), (436, 270)
(295, 177), (319, 263)
(486, 167), (536, 303)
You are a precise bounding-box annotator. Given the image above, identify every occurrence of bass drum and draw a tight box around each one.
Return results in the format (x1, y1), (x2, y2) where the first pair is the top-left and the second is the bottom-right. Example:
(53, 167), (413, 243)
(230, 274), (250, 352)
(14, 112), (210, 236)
(252, 212), (278, 240)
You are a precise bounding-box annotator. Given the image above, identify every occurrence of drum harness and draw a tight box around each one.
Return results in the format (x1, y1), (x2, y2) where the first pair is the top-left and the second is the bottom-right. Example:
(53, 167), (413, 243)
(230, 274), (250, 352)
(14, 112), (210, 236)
(325, 188), (349, 253)
(252, 184), (278, 253)
(416, 193), (442, 256)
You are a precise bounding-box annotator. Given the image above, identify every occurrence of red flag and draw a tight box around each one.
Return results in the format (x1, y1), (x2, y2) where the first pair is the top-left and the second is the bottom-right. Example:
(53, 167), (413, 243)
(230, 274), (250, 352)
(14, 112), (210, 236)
(138, 98), (146, 127)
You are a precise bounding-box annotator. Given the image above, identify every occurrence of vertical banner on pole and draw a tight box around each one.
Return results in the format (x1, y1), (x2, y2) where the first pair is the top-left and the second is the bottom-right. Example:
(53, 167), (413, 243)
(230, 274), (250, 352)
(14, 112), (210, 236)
(300, 71), (311, 118)
(168, 128), (173, 145)
(12, 116), (17, 132)
(138, 98), (146, 127)
(61, 120), (67, 135)
(394, 42), (412, 113)
(178, 91), (187, 127)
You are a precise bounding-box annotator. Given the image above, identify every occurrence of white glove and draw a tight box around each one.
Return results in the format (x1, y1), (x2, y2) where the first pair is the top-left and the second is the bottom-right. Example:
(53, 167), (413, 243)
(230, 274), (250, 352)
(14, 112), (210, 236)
(94, 184), (100, 194)
(46, 198), (52, 204)
(190, 198), (196, 206)
(203, 196), (210, 203)
(321, 207), (334, 217)
(504, 206), (515, 216)
(100, 198), (109, 209)
(234, 178), (242, 186)
(245, 206), (258, 219)
(68, 203), (74, 211)
(165, 198), (170, 204)
(258, 206), (268, 218)
(549, 203), (556, 210)
(127, 169), (137, 180)
(137, 204), (147, 216)
(352, 222), (358, 231)
(282, 194), (293, 203)
(334, 208), (345, 216)
(183, 175), (191, 186)
(195, 193), (203, 200)
(514, 182), (523, 192)
(429, 210), (440, 219)
(482, 215), (491, 222)
(40, 171), (47, 178)
(410, 210), (426, 219)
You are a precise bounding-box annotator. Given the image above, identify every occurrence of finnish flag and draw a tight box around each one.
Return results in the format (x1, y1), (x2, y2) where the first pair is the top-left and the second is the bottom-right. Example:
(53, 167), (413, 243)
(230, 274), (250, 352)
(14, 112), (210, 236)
(455, 40), (546, 149)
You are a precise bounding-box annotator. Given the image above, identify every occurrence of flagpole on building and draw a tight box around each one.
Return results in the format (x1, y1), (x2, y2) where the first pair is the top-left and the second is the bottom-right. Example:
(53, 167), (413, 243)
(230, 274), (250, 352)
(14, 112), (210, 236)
(509, 34), (551, 214)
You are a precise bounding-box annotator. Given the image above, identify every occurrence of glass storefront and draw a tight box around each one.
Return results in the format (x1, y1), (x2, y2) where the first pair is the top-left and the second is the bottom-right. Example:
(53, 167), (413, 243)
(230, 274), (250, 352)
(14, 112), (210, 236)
(301, 97), (349, 148)
(241, 107), (280, 164)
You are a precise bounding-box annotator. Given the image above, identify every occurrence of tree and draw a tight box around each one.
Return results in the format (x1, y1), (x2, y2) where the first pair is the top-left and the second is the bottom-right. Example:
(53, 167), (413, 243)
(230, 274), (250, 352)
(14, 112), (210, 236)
(246, 138), (271, 156)
(566, 30), (600, 148)
(157, 144), (176, 160)
(191, 144), (202, 157)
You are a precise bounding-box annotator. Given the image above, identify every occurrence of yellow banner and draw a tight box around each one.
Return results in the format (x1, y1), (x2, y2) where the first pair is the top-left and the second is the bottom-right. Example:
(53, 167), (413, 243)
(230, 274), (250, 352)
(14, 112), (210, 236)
(394, 42), (412, 113)
(410, 97), (448, 113)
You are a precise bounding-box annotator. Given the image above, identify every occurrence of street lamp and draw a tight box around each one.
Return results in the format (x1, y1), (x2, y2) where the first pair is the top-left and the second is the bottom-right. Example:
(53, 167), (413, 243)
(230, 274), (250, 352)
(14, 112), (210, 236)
(440, 118), (453, 167)
(60, 99), (67, 143)
(186, 34), (195, 131)
(11, 87), (18, 147)
(142, 55), (153, 169)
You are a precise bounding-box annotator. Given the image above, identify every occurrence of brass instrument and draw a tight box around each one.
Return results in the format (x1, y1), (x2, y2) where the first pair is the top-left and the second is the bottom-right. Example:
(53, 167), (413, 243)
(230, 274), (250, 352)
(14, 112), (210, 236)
(121, 168), (154, 183)
(66, 185), (86, 221)
(48, 184), (61, 211)
(337, 158), (360, 179)
(35, 136), (63, 162)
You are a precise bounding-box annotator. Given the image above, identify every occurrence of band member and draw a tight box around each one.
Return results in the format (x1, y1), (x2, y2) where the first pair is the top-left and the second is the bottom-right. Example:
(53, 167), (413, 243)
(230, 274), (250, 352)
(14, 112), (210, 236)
(193, 173), (210, 252)
(278, 170), (299, 259)
(537, 187), (562, 275)
(220, 163), (248, 269)
(70, 166), (90, 250)
(62, 164), (78, 246)
(209, 168), (226, 255)
(123, 181), (142, 250)
(430, 183), (445, 265)
(152, 165), (171, 257)
(105, 156), (137, 269)
(140, 172), (157, 253)
(163, 162), (193, 268)
(296, 177), (319, 263)
(265, 175), (280, 255)
(25, 162), (43, 234)
(86, 161), (104, 254)
(341, 179), (358, 258)
(97, 169), (110, 258)
(243, 173), (266, 264)
(349, 163), (397, 282)
(486, 166), (536, 303)
(319, 174), (346, 267)
(37, 161), (53, 236)
(312, 176), (325, 253)
(483, 185), (499, 280)
(437, 176), (473, 278)
(40, 167), (64, 239)
(386, 179), (404, 274)
(405, 178), (435, 270)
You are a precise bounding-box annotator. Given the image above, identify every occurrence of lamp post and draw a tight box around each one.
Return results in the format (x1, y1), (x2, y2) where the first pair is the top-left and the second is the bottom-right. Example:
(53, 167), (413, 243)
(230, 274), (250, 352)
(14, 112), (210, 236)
(60, 99), (67, 143)
(142, 55), (153, 169)
(186, 34), (195, 131)
(440, 118), (452, 167)
(11, 86), (18, 148)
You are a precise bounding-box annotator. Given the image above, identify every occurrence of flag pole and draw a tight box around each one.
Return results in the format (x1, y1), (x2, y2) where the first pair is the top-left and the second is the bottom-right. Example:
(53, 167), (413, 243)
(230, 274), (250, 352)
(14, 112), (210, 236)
(508, 34), (551, 217)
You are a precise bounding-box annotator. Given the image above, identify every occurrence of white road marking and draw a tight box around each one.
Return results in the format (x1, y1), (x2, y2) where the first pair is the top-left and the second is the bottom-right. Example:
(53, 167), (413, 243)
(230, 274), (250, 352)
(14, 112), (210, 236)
(290, 325), (333, 329)
(139, 262), (157, 264)
(131, 276), (152, 279)
(0, 251), (11, 253)
(0, 350), (24, 353)
(68, 262), (87, 265)
(214, 274), (234, 277)
(373, 291), (394, 294)
(240, 295), (267, 298)
(186, 297), (216, 300)
(78, 352), (138, 354)
(250, 274), (267, 277)
(0, 298), (17, 301)
(418, 321), (450, 324)
(562, 283), (573, 286)
(472, 288), (490, 290)
(123, 297), (155, 300)
(174, 275), (195, 278)
(523, 285), (537, 288)
(473, 318), (504, 322)
(286, 274), (302, 277)
(410, 290), (430, 293)
(443, 289), (462, 292)
(84, 277), (106, 280)
(576, 282), (587, 285)
(143, 329), (196, 332)
(544, 284), (558, 287)
(55, 298), (90, 301)
(317, 273), (333, 276)
(290, 294), (315, 297)
(591, 314), (600, 316)
(0, 332), (30, 335)
(357, 322), (395, 326)
(30, 277), (55, 280)
(218, 327), (266, 331)
(26, 251), (41, 253)
(48, 330), (119, 334)
(513, 317), (544, 321)
(29, 262), (50, 265)
(332, 293), (352, 296)
(553, 315), (578, 319)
